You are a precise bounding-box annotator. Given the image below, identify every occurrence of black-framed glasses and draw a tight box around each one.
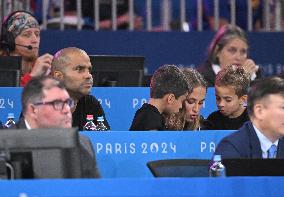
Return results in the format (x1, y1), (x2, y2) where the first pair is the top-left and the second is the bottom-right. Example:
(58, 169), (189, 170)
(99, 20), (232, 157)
(33, 98), (74, 111)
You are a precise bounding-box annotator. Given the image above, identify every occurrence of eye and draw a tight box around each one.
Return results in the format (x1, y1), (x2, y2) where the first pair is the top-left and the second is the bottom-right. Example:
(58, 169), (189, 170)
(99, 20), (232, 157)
(227, 47), (237, 54)
(75, 66), (85, 72)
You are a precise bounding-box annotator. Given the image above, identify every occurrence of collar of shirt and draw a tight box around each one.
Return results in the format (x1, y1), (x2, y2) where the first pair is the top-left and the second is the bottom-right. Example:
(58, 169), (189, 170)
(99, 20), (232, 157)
(212, 64), (221, 75)
(24, 119), (32, 130)
(253, 124), (278, 158)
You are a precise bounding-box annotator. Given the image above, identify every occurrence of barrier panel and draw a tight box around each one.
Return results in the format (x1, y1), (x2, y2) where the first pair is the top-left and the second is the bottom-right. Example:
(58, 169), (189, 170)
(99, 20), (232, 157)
(81, 130), (234, 177)
(0, 177), (282, 197)
(0, 87), (217, 130)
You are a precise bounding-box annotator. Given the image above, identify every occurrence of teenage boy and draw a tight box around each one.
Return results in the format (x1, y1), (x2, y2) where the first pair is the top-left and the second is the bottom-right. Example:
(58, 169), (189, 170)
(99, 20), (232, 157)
(130, 65), (190, 131)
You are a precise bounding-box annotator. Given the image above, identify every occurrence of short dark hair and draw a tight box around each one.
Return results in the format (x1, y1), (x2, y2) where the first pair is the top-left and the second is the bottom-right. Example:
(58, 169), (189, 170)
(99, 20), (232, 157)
(22, 76), (65, 114)
(150, 65), (190, 99)
(215, 65), (250, 97)
(247, 77), (284, 117)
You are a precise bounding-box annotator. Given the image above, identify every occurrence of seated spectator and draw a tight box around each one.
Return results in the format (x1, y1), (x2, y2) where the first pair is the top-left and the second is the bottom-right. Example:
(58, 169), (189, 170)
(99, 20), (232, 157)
(50, 47), (110, 131)
(130, 65), (190, 131)
(206, 0), (263, 31)
(46, 0), (142, 30)
(214, 76), (284, 159)
(0, 10), (53, 86)
(15, 76), (100, 177)
(197, 25), (261, 87)
(164, 68), (209, 131)
(206, 65), (250, 130)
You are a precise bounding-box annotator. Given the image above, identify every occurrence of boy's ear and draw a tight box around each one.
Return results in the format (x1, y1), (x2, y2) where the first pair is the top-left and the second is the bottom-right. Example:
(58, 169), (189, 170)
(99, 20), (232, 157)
(167, 93), (176, 104)
(240, 95), (248, 106)
(53, 70), (64, 80)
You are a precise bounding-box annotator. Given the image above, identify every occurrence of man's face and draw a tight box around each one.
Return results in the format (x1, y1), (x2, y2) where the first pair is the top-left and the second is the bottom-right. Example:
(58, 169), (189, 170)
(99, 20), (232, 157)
(33, 87), (72, 128)
(62, 52), (93, 98)
(215, 85), (245, 118)
(13, 27), (40, 61)
(257, 95), (284, 140)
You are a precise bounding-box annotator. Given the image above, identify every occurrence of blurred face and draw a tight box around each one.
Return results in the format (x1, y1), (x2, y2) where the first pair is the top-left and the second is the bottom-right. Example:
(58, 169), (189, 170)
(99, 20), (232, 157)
(13, 28), (40, 60)
(256, 95), (284, 141)
(217, 38), (248, 69)
(215, 85), (245, 118)
(33, 87), (72, 128)
(184, 86), (206, 122)
(62, 52), (93, 98)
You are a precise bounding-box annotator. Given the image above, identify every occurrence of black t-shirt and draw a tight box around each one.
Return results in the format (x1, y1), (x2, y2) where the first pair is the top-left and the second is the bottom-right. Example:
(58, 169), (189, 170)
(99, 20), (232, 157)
(72, 95), (110, 131)
(129, 103), (166, 131)
(205, 109), (249, 130)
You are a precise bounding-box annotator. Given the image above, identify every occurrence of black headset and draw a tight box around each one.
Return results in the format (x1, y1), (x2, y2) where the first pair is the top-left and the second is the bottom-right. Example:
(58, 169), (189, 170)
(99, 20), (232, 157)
(0, 10), (35, 54)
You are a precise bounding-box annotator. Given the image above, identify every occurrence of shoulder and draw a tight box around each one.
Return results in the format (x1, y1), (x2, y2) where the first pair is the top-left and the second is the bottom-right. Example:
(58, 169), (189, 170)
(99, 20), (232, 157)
(78, 95), (101, 106)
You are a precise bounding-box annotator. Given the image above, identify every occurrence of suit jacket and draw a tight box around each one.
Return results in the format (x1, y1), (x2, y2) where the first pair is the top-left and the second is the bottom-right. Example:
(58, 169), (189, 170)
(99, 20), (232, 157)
(215, 121), (284, 159)
(13, 118), (100, 178)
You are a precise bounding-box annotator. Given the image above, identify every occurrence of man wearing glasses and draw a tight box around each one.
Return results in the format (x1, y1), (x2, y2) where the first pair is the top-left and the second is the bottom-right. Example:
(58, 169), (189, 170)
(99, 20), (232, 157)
(15, 76), (100, 178)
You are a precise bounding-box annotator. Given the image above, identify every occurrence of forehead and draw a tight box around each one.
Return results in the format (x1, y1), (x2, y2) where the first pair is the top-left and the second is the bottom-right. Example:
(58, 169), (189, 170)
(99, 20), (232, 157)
(224, 38), (248, 48)
(215, 85), (237, 97)
(188, 86), (206, 98)
(42, 87), (69, 100)
(20, 27), (40, 34)
(66, 52), (91, 67)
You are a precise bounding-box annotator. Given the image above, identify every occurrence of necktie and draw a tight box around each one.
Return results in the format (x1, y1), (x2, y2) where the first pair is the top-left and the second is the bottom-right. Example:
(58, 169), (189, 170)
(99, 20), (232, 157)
(268, 144), (277, 159)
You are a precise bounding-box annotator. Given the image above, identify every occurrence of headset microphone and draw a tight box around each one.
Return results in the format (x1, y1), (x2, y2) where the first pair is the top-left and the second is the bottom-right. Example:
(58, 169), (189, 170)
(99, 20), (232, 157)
(15, 44), (33, 50)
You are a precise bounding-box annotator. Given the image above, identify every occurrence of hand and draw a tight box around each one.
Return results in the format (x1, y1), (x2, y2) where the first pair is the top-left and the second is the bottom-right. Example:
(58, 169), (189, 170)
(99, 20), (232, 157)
(30, 53), (53, 77)
(242, 59), (259, 76)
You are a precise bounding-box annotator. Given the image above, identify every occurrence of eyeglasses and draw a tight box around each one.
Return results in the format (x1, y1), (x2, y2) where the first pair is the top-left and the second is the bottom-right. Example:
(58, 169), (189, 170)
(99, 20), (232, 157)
(33, 98), (74, 111)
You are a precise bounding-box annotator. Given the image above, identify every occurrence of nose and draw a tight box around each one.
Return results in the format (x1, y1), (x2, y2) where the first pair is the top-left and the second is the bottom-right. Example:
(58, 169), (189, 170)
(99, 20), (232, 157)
(192, 103), (198, 112)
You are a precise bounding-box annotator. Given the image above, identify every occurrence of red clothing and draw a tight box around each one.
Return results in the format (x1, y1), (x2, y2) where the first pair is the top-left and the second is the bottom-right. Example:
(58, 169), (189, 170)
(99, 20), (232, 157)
(21, 73), (32, 86)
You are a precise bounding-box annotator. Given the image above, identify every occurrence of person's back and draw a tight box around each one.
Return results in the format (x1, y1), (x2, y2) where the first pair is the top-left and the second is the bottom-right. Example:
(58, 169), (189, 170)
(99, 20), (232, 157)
(206, 65), (250, 130)
(130, 65), (190, 131)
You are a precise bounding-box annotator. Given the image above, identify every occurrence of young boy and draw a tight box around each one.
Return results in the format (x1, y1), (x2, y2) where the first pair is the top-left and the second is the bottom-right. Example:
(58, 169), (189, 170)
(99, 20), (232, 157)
(206, 65), (250, 130)
(129, 65), (190, 131)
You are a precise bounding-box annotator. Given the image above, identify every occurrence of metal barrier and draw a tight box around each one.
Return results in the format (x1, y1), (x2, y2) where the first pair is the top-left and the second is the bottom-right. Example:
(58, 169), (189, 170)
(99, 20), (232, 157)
(0, 0), (284, 32)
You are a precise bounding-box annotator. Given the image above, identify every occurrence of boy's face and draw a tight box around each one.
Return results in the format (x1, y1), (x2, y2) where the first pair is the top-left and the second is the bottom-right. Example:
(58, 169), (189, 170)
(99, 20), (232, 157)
(215, 85), (246, 118)
(166, 93), (188, 115)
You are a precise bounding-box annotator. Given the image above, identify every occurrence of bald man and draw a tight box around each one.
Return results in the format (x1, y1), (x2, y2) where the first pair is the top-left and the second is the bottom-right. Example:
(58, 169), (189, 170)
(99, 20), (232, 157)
(51, 47), (110, 131)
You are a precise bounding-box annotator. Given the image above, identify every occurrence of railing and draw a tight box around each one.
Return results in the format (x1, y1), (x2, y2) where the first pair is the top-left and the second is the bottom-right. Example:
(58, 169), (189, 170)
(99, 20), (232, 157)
(1, 0), (284, 32)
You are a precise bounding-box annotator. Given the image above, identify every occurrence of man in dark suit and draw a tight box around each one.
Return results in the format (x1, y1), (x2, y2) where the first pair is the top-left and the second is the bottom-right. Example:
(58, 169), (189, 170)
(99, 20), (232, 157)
(215, 77), (284, 159)
(17, 75), (100, 177)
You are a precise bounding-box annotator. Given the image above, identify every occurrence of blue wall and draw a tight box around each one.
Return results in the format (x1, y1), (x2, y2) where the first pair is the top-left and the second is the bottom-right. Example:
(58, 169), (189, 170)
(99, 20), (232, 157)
(40, 31), (284, 75)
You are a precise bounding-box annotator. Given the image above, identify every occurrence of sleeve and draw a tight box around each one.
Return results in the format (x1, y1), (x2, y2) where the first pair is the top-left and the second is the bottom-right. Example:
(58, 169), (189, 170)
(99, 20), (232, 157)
(214, 139), (241, 159)
(20, 73), (32, 87)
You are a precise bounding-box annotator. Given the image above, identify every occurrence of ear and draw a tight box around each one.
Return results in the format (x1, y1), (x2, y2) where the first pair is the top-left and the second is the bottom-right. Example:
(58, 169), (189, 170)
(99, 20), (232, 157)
(253, 103), (265, 120)
(26, 103), (38, 119)
(240, 95), (248, 106)
(53, 70), (64, 80)
(167, 93), (176, 104)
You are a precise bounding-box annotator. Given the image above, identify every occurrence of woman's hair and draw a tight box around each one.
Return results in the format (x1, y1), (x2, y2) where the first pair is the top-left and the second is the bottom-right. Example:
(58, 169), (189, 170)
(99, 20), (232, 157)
(204, 25), (248, 67)
(164, 68), (207, 131)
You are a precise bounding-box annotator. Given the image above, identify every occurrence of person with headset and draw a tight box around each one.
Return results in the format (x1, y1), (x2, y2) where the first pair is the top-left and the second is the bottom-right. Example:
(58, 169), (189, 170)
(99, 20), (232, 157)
(0, 10), (53, 86)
